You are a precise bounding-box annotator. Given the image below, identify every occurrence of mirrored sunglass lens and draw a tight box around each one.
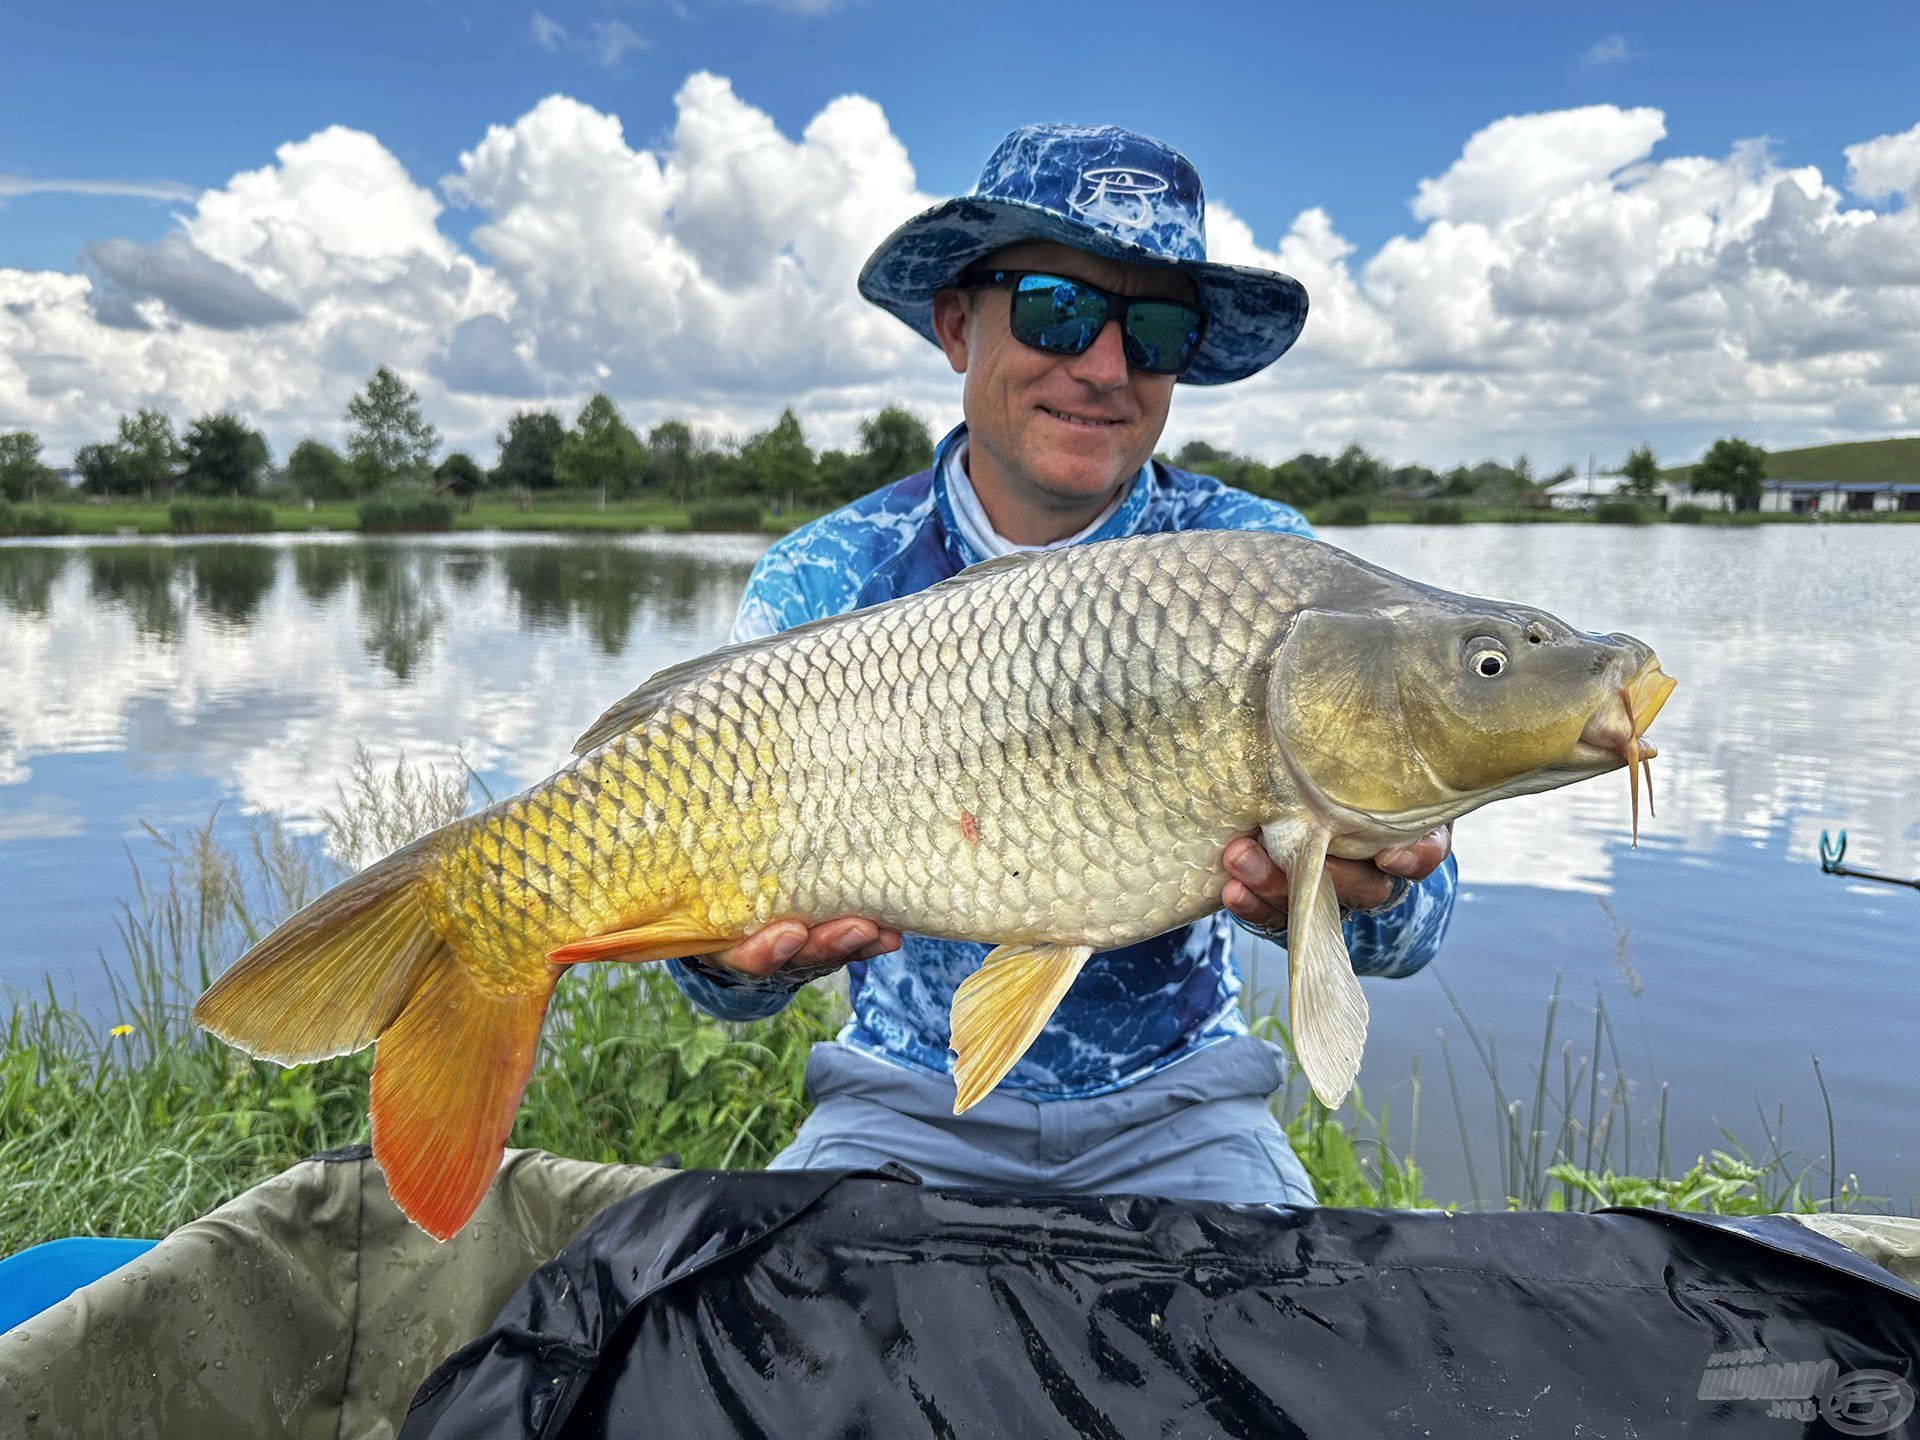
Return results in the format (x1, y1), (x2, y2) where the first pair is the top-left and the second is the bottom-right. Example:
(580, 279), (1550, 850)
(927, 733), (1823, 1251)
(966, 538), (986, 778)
(1012, 276), (1107, 353)
(1123, 302), (1203, 373)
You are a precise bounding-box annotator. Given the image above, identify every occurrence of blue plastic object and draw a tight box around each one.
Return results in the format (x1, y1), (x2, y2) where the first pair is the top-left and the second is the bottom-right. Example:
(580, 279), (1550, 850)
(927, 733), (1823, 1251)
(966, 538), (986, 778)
(0, 1236), (157, 1332)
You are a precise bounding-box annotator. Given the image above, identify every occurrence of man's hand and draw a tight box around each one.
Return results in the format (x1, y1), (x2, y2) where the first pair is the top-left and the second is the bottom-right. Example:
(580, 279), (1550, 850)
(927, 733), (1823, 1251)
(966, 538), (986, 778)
(1221, 825), (1453, 932)
(705, 916), (904, 980)
(702, 825), (1453, 980)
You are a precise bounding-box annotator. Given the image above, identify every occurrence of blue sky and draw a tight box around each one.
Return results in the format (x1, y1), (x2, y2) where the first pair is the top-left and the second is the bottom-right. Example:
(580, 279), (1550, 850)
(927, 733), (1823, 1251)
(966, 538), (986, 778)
(7, 0), (1916, 271)
(4, 1), (1919, 467)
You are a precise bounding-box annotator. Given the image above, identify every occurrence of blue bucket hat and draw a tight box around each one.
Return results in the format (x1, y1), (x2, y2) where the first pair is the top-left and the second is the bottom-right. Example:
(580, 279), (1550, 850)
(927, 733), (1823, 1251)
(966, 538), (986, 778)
(858, 123), (1308, 386)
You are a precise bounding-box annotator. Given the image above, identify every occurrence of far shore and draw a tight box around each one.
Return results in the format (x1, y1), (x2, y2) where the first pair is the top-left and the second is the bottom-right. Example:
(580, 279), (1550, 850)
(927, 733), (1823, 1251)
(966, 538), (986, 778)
(8, 493), (1916, 540)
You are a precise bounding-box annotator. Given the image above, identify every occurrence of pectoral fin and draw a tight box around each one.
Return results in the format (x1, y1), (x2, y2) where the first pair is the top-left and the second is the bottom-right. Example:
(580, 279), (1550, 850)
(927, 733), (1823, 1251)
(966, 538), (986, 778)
(547, 912), (732, 965)
(1266, 822), (1369, 1109)
(948, 942), (1093, 1114)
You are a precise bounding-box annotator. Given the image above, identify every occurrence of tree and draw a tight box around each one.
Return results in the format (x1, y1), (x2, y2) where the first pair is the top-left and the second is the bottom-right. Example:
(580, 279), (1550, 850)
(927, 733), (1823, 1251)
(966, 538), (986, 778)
(75, 442), (135, 496)
(1691, 436), (1767, 511)
(345, 366), (439, 487)
(178, 411), (271, 496)
(1171, 439), (1232, 474)
(0, 431), (50, 502)
(1266, 457), (1324, 507)
(117, 408), (179, 498)
(740, 408), (813, 507)
(286, 439), (354, 501)
(646, 420), (697, 505)
(1619, 444), (1660, 502)
(555, 393), (646, 496)
(433, 452), (485, 510)
(492, 410), (566, 491)
(1326, 443), (1382, 498)
(857, 405), (934, 486)
(812, 448), (868, 505)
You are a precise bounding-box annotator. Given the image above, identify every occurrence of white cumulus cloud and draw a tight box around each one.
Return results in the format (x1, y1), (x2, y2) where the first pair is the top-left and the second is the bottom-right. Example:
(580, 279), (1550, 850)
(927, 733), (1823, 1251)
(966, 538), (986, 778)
(1845, 120), (1920, 202)
(3, 84), (1919, 474)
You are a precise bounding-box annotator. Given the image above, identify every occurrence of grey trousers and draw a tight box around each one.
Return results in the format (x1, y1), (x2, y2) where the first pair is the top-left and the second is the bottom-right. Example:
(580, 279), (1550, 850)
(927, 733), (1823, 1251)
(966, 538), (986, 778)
(767, 1033), (1318, 1206)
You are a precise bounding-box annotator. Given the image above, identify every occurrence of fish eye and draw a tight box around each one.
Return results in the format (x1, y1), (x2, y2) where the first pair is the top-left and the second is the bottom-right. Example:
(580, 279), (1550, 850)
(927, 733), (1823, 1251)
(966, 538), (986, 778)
(1466, 639), (1509, 678)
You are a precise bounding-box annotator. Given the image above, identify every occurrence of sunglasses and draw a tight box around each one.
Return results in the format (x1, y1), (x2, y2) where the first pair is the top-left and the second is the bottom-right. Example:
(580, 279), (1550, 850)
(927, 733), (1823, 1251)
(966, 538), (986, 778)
(952, 268), (1207, 376)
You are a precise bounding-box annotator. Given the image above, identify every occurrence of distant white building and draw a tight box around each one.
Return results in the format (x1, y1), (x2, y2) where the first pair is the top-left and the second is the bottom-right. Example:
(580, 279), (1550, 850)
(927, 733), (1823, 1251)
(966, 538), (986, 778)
(1548, 471), (1920, 514)
(1542, 473), (1734, 512)
(1760, 479), (1920, 514)
(1543, 473), (1626, 510)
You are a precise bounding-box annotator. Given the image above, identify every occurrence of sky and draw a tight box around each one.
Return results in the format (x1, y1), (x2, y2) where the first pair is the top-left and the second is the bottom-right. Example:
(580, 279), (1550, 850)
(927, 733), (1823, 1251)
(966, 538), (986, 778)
(3, 0), (1919, 473)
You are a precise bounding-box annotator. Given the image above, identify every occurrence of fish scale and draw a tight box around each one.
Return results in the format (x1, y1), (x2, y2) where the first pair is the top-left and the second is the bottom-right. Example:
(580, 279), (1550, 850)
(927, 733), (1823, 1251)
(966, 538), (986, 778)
(429, 534), (1286, 976)
(193, 528), (1674, 1240)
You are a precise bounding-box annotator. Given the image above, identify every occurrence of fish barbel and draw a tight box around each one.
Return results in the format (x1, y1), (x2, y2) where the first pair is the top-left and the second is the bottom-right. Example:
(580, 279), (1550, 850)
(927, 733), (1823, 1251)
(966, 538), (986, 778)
(194, 530), (1674, 1238)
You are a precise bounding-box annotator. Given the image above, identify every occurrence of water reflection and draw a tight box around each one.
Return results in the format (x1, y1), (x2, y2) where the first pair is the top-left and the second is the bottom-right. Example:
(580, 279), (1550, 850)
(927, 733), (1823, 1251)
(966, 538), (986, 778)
(86, 547), (188, 643)
(0, 527), (1914, 1201)
(499, 543), (722, 656)
(292, 543), (353, 605)
(0, 548), (69, 619)
(354, 547), (444, 681)
(189, 546), (279, 628)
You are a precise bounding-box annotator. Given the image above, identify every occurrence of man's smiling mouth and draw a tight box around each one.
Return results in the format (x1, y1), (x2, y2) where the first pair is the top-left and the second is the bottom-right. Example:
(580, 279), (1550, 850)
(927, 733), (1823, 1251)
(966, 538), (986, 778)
(1038, 405), (1124, 429)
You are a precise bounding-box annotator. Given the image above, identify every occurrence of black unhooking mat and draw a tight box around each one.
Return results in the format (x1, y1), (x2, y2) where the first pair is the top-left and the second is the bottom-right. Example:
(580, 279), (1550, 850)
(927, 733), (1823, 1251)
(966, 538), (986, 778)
(400, 1166), (1920, 1439)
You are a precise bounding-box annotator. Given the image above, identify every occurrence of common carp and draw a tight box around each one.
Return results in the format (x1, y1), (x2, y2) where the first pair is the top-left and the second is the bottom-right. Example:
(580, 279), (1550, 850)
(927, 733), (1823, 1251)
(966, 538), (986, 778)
(194, 530), (1675, 1239)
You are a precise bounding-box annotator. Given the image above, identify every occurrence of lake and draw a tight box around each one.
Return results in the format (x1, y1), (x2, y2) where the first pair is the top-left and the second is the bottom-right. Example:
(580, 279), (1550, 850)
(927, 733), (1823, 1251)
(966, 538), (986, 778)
(1, 525), (1915, 1208)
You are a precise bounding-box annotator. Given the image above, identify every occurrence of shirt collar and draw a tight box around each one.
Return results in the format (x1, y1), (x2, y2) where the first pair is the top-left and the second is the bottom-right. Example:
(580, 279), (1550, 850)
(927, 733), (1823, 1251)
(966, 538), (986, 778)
(929, 422), (1153, 570)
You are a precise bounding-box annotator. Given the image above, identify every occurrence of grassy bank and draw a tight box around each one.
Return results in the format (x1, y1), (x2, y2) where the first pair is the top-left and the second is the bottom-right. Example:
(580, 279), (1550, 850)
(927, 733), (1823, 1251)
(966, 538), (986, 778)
(16, 492), (1919, 540)
(7, 493), (826, 538)
(0, 762), (1883, 1250)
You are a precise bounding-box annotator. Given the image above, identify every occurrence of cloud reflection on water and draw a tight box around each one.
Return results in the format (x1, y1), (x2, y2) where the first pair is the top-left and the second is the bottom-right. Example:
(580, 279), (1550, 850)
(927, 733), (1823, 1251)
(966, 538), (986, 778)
(0, 525), (1915, 1199)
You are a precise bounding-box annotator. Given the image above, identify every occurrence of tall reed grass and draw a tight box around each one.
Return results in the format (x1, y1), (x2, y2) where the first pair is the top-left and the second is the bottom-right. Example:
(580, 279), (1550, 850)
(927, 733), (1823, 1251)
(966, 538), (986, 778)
(0, 755), (839, 1248)
(0, 756), (1886, 1249)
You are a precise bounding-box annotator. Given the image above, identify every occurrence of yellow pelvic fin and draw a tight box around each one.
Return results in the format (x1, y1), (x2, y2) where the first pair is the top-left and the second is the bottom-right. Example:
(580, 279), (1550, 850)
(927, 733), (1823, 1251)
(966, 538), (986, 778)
(371, 958), (557, 1243)
(948, 942), (1093, 1114)
(1270, 822), (1370, 1110)
(191, 835), (443, 1065)
(546, 912), (734, 966)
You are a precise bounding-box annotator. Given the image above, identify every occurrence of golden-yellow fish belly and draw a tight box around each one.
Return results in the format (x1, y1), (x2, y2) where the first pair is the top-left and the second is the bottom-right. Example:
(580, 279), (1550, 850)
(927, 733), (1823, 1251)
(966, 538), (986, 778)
(430, 534), (1306, 981)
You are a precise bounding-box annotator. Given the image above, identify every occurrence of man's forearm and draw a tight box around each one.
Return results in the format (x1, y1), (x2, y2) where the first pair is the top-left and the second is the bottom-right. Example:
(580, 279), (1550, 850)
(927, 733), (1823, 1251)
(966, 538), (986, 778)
(1345, 853), (1458, 978)
(665, 955), (806, 1022)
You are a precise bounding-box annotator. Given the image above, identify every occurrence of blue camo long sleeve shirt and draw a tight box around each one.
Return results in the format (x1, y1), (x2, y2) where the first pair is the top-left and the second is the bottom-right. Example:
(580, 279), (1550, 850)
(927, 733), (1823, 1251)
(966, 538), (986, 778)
(668, 422), (1457, 1098)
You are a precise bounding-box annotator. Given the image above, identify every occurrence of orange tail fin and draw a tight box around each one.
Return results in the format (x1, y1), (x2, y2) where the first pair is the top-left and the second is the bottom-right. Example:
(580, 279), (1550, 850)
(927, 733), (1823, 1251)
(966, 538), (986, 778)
(192, 834), (444, 1065)
(193, 829), (555, 1241)
(370, 958), (557, 1241)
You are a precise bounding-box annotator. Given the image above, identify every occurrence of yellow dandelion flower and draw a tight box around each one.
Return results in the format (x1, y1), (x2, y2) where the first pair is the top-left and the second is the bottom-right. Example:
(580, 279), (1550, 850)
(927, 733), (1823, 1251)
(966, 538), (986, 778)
(109, 1023), (134, 1037)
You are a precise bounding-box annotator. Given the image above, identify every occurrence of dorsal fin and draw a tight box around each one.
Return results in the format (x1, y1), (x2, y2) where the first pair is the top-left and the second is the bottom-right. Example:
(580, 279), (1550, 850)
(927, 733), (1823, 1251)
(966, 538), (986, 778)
(571, 548), (1051, 758)
(921, 549), (1048, 592)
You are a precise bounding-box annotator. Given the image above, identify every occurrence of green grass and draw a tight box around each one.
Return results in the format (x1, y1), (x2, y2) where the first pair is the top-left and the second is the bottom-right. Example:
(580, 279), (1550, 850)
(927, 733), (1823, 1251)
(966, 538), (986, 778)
(1594, 499), (1651, 525)
(29, 493), (833, 538)
(0, 812), (840, 1248)
(0, 500), (76, 536)
(0, 760), (1894, 1248)
(1663, 434), (1920, 488)
(169, 499), (275, 534)
(687, 498), (769, 531)
(26, 490), (1910, 538)
(359, 495), (456, 532)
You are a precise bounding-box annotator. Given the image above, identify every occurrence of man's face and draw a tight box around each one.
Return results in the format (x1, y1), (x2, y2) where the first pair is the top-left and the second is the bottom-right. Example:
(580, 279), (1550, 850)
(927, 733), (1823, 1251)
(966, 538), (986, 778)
(930, 241), (1195, 508)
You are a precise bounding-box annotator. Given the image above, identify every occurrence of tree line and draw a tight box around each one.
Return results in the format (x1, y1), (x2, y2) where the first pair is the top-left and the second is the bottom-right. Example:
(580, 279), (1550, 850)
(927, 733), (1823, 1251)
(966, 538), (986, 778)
(1168, 436), (1769, 510)
(0, 363), (1772, 511)
(0, 367), (938, 513)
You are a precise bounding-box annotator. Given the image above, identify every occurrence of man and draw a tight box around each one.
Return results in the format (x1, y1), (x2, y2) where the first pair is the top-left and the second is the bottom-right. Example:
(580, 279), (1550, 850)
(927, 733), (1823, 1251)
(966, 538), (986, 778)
(666, 123), (1457, 1204)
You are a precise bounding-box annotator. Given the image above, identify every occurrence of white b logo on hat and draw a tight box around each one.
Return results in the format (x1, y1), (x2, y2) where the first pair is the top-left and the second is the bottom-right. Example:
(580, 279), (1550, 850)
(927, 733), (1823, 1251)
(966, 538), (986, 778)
(1068, 167), (1169, 230)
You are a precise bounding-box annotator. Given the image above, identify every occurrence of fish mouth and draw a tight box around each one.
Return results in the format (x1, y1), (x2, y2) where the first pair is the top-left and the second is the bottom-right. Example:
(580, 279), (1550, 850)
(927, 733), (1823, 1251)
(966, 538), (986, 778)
(1573, 655), (1677, 846)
